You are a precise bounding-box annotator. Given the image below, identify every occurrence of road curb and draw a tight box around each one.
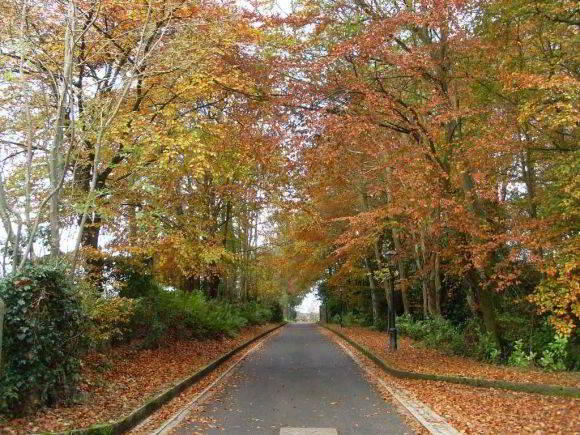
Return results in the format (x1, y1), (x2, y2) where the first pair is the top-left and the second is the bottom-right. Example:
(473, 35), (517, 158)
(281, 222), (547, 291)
(47, 323), (286, 435)
(148, 328), (275, 434)
(321, 324), (580, 399)
(330, 333), (461, 435)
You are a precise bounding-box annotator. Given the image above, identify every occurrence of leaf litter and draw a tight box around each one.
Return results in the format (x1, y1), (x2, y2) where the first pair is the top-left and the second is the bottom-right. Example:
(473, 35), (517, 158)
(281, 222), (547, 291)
(323, 326), (580, 434)
(0, 324), (276, 434)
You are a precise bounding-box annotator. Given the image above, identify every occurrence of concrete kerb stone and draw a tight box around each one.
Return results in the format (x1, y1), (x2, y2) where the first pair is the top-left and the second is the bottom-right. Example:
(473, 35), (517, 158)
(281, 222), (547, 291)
(321, 324), (580, 399)
(331, 335), (460, 435)
(149, 331), (274, 435)
(44, 322), (287, 435)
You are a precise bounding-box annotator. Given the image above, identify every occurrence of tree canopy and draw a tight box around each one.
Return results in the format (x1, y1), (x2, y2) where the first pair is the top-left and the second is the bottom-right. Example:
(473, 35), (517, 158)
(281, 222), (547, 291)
(0, 0), (577, 357)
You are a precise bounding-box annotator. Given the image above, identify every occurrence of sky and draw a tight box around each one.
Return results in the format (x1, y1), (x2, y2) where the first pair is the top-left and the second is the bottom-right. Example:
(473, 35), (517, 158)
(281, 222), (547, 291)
(296, 289), (321, 314)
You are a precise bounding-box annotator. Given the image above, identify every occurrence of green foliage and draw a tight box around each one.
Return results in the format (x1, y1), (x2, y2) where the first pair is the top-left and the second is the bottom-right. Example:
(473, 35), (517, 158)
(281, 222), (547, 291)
(473, 330), (502, 364)
(398, 315), (501, 362)
(237, 301), (272, 326)
(82, 290), (137, 349)
(0, 263), (87, 415)
(342, 312), (371, 327)
(270, 302), (284, 322)
(129, 284), (274, 347)
(399, 315), (576, 370)
(132, 288), (239, 346)
(538, 335), (569, 371)
(398, 315), (465, 356)
(109, 257), (157, 299)
(327, 309), (372, 328)
(508, 340), (536, 368)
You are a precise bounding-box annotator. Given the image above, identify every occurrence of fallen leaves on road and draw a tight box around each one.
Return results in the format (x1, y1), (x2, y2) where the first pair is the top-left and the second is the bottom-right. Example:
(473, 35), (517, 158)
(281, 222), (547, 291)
(0, 324), (275, 434)
(324, 326), (580, 434)
(134, 328), (280, 434)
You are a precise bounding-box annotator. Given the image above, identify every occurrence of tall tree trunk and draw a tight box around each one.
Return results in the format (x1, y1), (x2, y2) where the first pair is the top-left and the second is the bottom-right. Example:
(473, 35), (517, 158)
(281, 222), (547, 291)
(239, 210), (250, 301)
(48, 0), (76, 257)
(419, 230), (438, 317)
(465, 267), (501, 347)
(359, 189), (390, 321)
(521, 146), (544, 258)
(522, 148), (538, 219)
(208, 274), (220, 299)
(414, 242), (429, 318)
(427, 253), (441, 316)
(222, 199), (232, 298)
(392, 227), (409, 315)
(0, 171), (20, 266)
(364, 257), (386, 327)
(80, 213), (104, 287)
(433, 252), (442, 315)
(461, 171), (502, 347)
(373, 240), (395, 323)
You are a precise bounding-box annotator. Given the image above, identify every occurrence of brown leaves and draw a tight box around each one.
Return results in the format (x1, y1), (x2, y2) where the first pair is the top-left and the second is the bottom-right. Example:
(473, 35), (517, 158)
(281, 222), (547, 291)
(329, 326), (580, 434)
(332, 326), (580, 387)
(0, 325), (274, 434)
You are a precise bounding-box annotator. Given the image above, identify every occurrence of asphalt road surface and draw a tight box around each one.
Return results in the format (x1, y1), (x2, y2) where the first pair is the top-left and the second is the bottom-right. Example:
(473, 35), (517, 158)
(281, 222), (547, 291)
(177, 323), (412, 435)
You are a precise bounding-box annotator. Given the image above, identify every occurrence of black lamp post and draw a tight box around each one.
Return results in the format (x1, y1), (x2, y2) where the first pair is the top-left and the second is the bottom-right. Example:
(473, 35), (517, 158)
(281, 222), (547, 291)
(384, 251), (397, 350)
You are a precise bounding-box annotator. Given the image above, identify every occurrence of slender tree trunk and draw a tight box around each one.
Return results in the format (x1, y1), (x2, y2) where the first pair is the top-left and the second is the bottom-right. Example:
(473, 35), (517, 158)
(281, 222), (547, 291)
(427, 253), (441, 316)
(370, 237), (393, 315)
(521, 147), (543, 258)
(20, 0), (34, 260)
(461, 171), (502, 347)
(0, 171), (20, 266)
(364, 257), (386, 327)
(419, 230), (438, 317)
(433, 252), (442, 315)
(359, 189), (390, 322)
(48, 0), (76, 257)
(414, 242), (429, 318)
(239, 210), (250, 301)
(222, 199), (232, 298)
(208, 274), (220, 299)
(392, 227), (409, 315)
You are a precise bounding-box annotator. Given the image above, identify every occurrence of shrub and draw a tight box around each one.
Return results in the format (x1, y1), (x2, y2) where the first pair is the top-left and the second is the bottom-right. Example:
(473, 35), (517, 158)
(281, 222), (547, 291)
(238, 301), (272, 326)
(397, 314), (428, 340)
(508, 339), (536, 368)
(538, 334), (568, 371)
(465, 325), (499, 362)
(399, 315), (574, 369)
(83, 293), (137, 349)
(270, 302), (284, 322)
(0, 263), (87, 415)
(331, 313), (342, 324)
(129, 285), (274, 347)
(342, 312), (369, 327)
(398, 315), (465, 355)
(108, 256), (156, 299)
(328, 311), (370, 327)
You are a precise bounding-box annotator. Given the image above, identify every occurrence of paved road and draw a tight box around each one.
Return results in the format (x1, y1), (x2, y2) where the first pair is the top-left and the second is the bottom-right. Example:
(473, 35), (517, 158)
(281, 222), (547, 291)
(176, 324), (412, 435)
